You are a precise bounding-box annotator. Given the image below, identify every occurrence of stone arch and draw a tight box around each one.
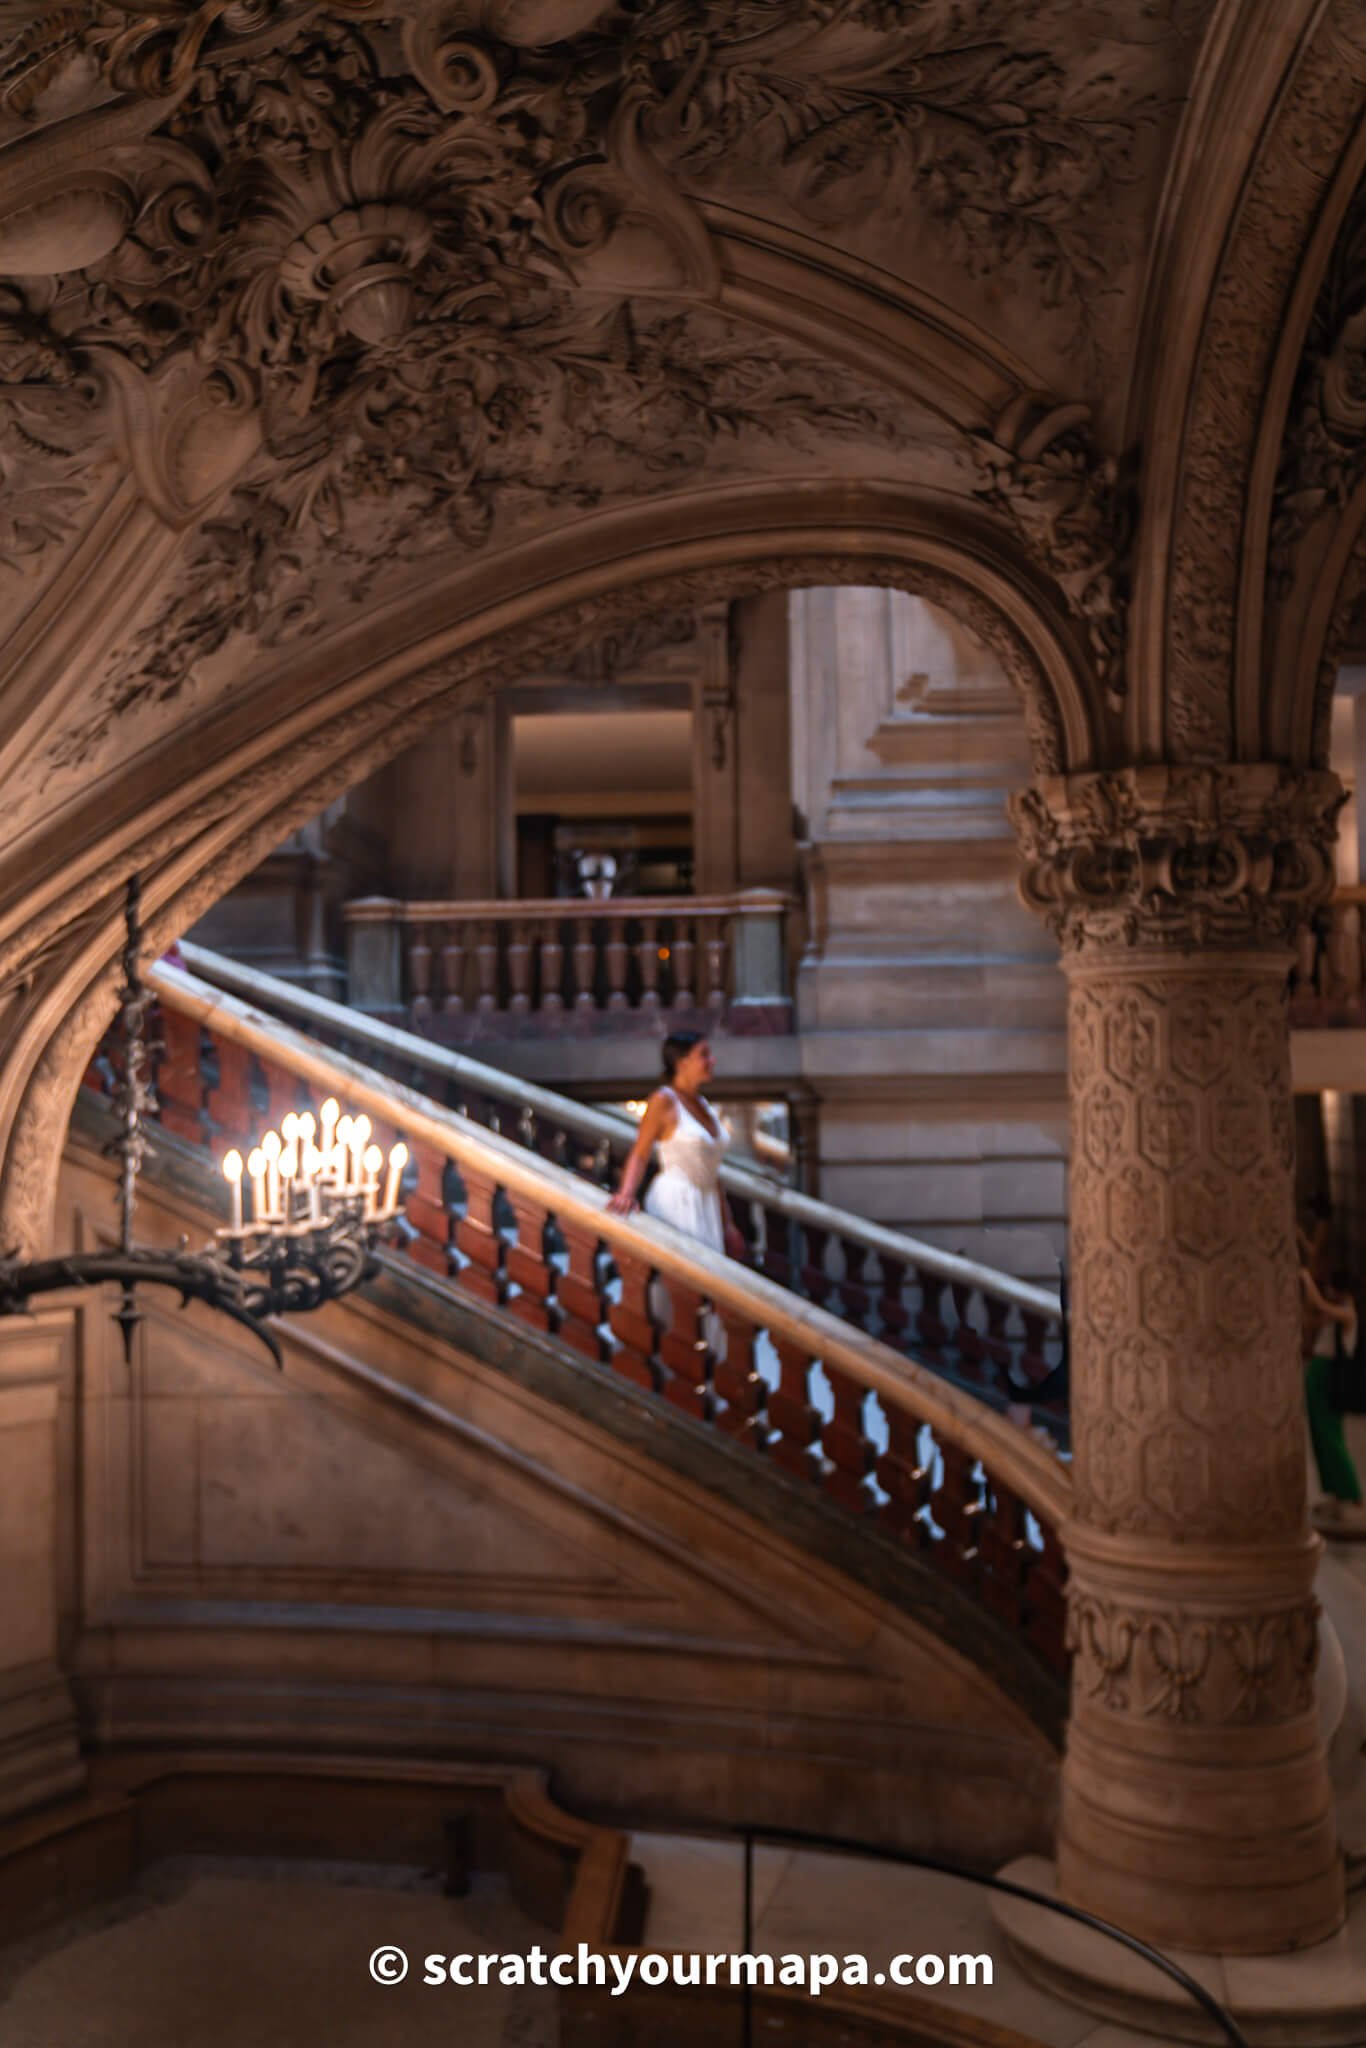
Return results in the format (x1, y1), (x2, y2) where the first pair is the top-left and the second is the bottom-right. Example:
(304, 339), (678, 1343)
(0, 485), (1094, 1256)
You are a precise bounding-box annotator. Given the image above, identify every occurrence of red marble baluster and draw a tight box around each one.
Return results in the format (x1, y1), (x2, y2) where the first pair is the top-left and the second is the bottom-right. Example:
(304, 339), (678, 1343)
(453, 1159), (505, 1304)
(556, 1215), (605, 1362)
(875, 1251), (911, 1352)
(875, 1405), (931, 1547)
(606, 1245), (660, 1391)
(1026, 1519), (1070, 1675)
(711, 1306), (766, 1446)
(404, 1139), (455, 1276)
(799, 1222), (833, 1309)
(504, 1188), (555, 1333)
(974, 1480), (1029, 1630)
(766, 1338), (821, 1484)
(929, 1439), (985, 1589)
(657, 1277), (712, 1420)
(822, 1362), (872, 1511)
(156, 1005), (207, 1145)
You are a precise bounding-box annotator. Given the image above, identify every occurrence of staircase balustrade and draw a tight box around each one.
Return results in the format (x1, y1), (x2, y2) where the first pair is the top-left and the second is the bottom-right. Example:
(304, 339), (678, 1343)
(178, 944), (1069, 1436)
(343, 891), (794, 1038)
(86, 961), (1072, 1681)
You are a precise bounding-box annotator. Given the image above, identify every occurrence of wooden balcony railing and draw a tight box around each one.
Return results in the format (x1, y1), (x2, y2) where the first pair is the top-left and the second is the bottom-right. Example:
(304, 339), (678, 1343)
(343, 890), (794, 1040)
(1291, 885), (1366, 1024)
(100, 958), (1072, 1681)
(180, 942), (1070, 1440)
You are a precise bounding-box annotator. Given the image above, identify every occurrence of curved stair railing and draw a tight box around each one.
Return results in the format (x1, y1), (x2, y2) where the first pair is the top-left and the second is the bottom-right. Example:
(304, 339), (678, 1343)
(175, 943), (1069, 1440)
(80, 958), (1073, 1683)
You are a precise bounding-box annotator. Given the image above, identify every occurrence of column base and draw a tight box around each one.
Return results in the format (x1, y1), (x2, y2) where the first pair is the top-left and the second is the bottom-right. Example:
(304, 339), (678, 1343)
(993, 1854), (1366, 2046)
(0, 1663), (85, 1823)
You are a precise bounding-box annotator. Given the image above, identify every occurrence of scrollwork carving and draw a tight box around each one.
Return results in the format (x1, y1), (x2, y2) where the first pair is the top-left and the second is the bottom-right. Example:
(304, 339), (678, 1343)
(1011, 763), (1343, 952)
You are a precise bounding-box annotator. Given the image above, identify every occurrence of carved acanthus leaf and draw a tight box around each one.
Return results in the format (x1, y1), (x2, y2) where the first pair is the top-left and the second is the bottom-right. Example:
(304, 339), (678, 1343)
(972, 396), (1132, 700)
(1011, 763), (1344, 952)
(1269, 173), (1366, 596)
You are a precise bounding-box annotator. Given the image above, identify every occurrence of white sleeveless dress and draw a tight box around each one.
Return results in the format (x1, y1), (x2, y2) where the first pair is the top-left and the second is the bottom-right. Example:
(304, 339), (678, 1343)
(643, 1088), (730, 1250)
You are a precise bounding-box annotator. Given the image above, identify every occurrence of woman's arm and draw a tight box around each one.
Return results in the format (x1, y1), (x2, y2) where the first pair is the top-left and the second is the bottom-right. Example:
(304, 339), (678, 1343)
(607, 1093), (672, 1214)
(1301, 1267), (1356, 1326)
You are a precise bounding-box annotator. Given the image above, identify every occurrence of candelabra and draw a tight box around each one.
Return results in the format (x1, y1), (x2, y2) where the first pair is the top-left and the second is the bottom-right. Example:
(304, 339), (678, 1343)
(0, 879), (407, 1367)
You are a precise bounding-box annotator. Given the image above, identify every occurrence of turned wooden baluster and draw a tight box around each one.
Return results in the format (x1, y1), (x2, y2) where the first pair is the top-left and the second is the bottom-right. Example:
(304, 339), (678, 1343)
(503, 1187), (556, 1333)
(440, 924), (466, 1016)
(203, 1032), (256, 1150)
(928, 1438), (985, 1587)
(474, 923), (499, 1014)
(974, 1479), (1030, 1631)
(636, 917), (660, 1010)
(555, 1214), (606, 1362)
(822, 1363), (873, 1511)
(540, 920), (564, 1013)
(798, 1221), (833, 1310)
(155, 1004), (209, 1145)
(506, 920), (533, 1015)
(408, 925), (433, 1025)
(453, 1156), (506, 1304)
(711, 1305), (766, 1446)
(606, 1243), (660, 1391)
(836, 1234), (872, 1331)
(656, 1276), (712, 1420)
(605, 917), (629, 1011)
(571, 920), (597, 1012)
(766, 1337), (822, 1484)
(405, 1141), (458, 1276)
(702, 918), (727, 1013)
(875, 1405), (931, 1546)
(671, 918), (695, 1011)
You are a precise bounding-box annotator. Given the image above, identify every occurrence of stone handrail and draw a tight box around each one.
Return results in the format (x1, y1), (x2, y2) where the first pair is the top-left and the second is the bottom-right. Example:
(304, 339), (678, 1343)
(179, 942), (1068, 1430)
(134, 958), (1072, 1671)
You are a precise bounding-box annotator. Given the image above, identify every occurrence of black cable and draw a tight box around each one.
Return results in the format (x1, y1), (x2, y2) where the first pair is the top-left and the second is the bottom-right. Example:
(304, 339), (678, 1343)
(735, 1824), (1251, 2048)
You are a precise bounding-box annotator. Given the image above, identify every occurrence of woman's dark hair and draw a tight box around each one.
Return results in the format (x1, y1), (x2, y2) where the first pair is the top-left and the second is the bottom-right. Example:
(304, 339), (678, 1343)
(1309, 1191), (1334, 1222)
(661, 1030), (706, 1081)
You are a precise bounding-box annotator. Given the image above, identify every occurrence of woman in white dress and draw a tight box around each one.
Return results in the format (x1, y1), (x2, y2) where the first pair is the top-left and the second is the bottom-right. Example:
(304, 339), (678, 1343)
(607, 1032), (746, 1258)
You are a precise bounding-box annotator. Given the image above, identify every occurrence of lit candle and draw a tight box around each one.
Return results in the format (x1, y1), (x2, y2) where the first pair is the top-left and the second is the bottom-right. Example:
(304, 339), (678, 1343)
(320, 1097), (339, 1163)
(363, 1143), (382, 1220)
(222, 1148), (243, 1233)
(298, 1111), (316, 1145)
(262, 1129), (282, 1217)
(335, 1116), (353, 1192)
(352, 1115), (371, 1192)
(384, 1142), (408, 1216)
(280, 1142), (298, 1222)
(247, 1148), (266, 1223)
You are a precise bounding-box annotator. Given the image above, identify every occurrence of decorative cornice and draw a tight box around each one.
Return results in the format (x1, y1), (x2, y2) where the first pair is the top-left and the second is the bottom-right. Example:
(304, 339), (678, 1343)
(1010, 763), (1343, 952)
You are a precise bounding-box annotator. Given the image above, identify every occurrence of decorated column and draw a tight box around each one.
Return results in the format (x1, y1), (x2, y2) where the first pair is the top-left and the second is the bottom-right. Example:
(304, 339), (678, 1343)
(1014, 763), (1345, 1954)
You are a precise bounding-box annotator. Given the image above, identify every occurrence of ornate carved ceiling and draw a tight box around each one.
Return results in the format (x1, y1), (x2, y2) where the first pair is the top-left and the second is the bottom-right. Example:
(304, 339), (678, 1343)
(0, 0), (1210, 860)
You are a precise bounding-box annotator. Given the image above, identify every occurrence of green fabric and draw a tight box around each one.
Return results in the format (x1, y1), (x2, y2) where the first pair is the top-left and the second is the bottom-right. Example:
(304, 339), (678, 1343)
(1306, 1353), (1364, 1503)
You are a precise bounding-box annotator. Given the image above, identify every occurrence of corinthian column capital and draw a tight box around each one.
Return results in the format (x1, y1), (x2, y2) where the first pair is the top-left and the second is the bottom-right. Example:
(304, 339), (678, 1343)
(1010, 762), (1343, 955)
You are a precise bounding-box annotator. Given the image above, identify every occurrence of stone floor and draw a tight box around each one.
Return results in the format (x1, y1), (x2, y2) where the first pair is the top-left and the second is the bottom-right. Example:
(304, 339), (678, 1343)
(0, 1858), (559, 2048)
(630, 1831), (1175, 2048)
